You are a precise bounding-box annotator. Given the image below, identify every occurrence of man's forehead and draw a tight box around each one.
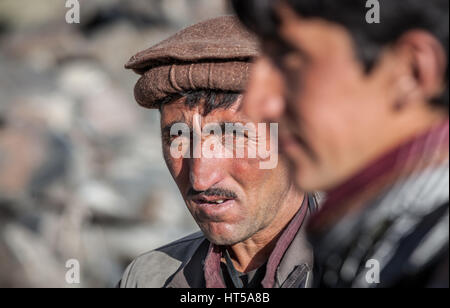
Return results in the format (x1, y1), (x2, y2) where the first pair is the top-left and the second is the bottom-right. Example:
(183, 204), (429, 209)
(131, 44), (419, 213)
(272, 3), (358, 60)
(160, 96), (247, 126)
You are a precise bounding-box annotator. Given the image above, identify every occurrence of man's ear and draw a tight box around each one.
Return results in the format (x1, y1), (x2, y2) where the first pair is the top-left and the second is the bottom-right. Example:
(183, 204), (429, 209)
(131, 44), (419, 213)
(394, 30), (447, 105)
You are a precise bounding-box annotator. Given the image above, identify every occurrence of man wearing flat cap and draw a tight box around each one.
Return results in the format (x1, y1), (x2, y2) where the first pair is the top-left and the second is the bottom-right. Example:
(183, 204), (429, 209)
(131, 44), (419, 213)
(119, 16), (319, 288)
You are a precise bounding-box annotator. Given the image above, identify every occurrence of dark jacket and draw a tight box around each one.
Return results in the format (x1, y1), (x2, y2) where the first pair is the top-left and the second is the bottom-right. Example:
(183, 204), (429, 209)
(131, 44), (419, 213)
(119, 222), (314, 288)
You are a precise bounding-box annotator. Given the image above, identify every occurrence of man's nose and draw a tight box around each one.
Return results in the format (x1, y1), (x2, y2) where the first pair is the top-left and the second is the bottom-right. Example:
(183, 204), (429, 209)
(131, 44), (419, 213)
(189, 156), (225, 192)
(242, 57), (286, 123)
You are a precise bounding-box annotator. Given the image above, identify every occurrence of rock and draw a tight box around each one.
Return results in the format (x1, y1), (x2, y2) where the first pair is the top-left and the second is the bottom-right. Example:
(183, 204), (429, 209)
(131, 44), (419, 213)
(0, 0), (225, 287)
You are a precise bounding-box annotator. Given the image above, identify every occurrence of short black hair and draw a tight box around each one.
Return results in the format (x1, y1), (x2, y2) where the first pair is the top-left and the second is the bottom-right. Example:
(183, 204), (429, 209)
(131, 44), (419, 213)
(232, 0), (449, 108)
(159, 90), (241, 116)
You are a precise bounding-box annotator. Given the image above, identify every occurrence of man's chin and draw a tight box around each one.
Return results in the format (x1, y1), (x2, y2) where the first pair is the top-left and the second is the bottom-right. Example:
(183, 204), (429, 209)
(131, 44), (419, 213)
(207, 237), (240, 246)
(200, 223), (248, 246)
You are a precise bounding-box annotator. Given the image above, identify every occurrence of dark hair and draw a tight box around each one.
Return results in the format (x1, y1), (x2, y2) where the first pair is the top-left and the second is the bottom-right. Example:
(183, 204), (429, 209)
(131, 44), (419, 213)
(159, 90), (241, 115)
(232, 0), (449, 108)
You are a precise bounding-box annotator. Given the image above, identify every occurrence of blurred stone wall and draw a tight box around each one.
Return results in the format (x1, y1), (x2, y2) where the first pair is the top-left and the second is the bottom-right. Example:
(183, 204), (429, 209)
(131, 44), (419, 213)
(0, 0), (232, 287)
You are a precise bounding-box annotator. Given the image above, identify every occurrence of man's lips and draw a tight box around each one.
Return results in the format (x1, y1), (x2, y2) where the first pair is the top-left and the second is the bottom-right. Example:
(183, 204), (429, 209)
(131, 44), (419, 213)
(189, 195), (238, 220)
(191, 195), (234, 205)
(194, 199), (236, 221)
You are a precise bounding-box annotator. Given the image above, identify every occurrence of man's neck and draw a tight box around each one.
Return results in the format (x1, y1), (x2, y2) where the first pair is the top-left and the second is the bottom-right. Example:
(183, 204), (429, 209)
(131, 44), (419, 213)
(226, 188), (304, 273)
(330, 106), (448, 192)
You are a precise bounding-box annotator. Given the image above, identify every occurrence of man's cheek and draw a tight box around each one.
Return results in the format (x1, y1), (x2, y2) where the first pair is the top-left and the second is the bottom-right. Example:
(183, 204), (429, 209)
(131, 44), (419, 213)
(231, 159), (265, 183)
(163, 149), (183, 177)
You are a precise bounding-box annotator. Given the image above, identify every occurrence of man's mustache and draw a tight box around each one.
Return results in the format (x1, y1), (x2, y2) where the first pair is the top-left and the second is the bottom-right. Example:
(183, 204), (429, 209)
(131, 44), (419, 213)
(187, 187), (238, 199)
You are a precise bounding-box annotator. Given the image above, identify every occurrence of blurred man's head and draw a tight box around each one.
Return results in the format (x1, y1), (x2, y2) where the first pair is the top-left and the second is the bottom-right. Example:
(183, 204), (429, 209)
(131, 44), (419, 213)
(233, 0), (449, 191)
(126, 17), (303, 246)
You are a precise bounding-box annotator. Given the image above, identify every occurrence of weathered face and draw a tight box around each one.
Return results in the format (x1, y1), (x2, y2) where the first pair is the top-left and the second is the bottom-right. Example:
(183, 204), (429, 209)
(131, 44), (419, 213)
(242, 5), (446, 192)
(160, 96), (293, 245)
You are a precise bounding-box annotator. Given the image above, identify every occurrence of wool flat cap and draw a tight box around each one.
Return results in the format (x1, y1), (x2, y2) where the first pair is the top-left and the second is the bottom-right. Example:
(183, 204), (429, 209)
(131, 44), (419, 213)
(125, 16), (260, 109)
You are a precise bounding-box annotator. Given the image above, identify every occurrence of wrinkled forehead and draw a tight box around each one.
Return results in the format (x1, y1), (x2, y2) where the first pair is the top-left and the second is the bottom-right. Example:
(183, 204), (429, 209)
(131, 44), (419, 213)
(160, 95), (248, 128)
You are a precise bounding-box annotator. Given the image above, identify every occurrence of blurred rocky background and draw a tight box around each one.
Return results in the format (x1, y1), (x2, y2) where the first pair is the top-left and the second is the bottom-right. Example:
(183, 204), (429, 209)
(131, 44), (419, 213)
(0, 0), (232, 287)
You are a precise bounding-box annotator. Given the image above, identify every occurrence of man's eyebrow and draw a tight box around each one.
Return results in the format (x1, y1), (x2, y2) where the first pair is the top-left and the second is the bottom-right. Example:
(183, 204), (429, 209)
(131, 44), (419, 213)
(162, 120), (252, 136)
(204, 121), (253, 134)
(198, 122), (222, 134)
(162, 120), (187, 136)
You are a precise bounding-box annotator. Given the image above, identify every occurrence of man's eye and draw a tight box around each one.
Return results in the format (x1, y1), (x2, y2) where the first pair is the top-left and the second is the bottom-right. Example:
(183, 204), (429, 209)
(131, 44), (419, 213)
(169, 130), (185, 139)
(163, 132), (184, 145)
(170, 134), (188, 142)
(168, 136), (190, 152)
